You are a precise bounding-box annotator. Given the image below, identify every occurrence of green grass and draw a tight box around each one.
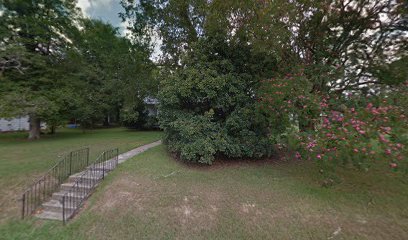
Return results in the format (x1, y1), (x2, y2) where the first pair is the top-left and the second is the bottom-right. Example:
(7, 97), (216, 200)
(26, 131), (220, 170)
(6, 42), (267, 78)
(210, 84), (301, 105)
(1, 145), (407, 239)
(0, 128), (162, 222)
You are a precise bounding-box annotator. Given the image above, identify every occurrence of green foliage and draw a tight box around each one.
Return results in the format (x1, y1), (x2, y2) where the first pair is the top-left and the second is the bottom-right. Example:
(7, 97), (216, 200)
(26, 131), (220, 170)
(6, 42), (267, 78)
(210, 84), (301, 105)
(0, 0), (156, 138)
(159, 39), (273, 164)
(122, 0), (407, 169)
(372, 57), (408, 86)
(144, 115), (159, 129)
(0, 0), (80, 137)
(122, 0), (407, 93)
(121, 102), (149, 129)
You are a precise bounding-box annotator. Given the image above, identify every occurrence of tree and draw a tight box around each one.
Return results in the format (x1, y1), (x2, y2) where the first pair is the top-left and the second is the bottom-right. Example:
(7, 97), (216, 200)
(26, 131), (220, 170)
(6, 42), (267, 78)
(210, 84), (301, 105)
(70, 19), (156, 129)
(158, 37), (273, 163)
(0, 0), (80, 139)
(0, 2), (157, 138)
(120, 0), (407, 166)
(121, 0), (407, 93)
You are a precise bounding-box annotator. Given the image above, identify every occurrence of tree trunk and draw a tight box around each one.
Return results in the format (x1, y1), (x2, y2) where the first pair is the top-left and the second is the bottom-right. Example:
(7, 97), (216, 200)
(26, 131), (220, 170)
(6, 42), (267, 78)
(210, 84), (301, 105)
(28, 115), (41, 140)
(49, 125), (56, 134)
(103, 116), (110, 127)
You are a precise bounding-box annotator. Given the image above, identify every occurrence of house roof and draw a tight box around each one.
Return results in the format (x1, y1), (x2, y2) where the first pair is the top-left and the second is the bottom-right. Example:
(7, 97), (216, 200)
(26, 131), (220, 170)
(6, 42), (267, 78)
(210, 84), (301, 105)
(143, 97), (159, 105)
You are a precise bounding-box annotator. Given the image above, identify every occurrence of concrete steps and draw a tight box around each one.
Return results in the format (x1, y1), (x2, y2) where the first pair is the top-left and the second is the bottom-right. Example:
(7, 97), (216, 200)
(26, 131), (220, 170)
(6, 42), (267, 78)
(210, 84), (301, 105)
(61, 182), (95, 191)
(34, 168), (109, 221)
(32, 141), (162, 222)
(42, 199), (76, 212)
(67, 170), (105, 183)
(36, 210), (67, 221)
(87, 160), (117, 171)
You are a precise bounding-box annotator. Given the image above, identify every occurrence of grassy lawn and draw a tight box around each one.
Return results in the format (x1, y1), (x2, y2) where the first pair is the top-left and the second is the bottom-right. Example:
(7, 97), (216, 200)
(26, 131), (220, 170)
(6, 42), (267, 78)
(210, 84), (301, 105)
(0, 128), (162, 223)
(1, 145), (407, 239)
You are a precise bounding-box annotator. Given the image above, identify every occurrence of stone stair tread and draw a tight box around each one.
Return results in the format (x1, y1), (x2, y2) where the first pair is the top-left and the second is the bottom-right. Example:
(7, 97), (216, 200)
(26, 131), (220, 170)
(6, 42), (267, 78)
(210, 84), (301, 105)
(68, 174), (104, 183)
(36, 211), (64, 221)
(70, 170), (105, 178)
(87, 159), (116, 166)
(87, 165), (115, 171)
(43, 199), (76, 209)
(61, 182), (93, 189)
(53, 190), (88, 198)
(53, 189), (88, 195)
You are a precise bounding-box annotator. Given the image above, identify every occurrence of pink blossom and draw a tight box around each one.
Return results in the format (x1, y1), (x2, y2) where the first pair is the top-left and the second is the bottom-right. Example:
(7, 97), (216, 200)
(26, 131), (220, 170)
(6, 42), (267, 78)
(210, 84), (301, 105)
(381, 126), (392, 134)
(320, 102), (328, 108)
(316, 154), (322, 159)
(371, 108), (380, 115)
(390, 163), (398, 168)
(379, 134), (389, 143)
(295, 152), (302, 159)
(353, 148), (359, 153)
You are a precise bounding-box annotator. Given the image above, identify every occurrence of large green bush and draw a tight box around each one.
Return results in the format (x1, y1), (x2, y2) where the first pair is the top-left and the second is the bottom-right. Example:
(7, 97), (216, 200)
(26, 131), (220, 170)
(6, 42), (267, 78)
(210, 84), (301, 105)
(158, 40), (273, 164)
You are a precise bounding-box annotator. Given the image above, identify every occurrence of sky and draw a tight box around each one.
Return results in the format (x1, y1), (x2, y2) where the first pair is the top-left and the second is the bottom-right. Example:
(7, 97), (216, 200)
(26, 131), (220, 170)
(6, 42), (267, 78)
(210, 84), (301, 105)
(77, 0), (161, 60)
(77, 0), (128, 35)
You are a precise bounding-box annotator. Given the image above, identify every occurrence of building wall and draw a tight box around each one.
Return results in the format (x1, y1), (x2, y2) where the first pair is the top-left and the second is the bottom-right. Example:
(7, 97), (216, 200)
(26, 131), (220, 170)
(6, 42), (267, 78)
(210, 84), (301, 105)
(146, 105), (158, 117)
(0, 116), (30, 132)
(0, 116), (47, 132)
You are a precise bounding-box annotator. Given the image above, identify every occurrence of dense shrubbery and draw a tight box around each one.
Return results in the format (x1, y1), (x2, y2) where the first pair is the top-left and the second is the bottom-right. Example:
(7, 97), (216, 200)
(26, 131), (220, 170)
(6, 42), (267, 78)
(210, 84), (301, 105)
(122, 0), (407, 179)
(159, 44), (408, 172)
(159, 41), (273, 164)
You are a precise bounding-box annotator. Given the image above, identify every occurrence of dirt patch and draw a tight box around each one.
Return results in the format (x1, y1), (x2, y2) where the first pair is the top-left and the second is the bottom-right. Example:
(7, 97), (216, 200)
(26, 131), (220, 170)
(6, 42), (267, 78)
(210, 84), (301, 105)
(240, 202), (257, 214)
(91, 176), (155, 214)
(89, 173), (226, 236)
(172, 195), (219, 232)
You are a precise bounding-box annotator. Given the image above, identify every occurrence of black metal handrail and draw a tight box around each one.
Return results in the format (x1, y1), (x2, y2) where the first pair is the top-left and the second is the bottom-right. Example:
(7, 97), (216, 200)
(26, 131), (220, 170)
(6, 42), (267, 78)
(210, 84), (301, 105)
(21, 148), (90, 219)
(62, 148), (119, 223)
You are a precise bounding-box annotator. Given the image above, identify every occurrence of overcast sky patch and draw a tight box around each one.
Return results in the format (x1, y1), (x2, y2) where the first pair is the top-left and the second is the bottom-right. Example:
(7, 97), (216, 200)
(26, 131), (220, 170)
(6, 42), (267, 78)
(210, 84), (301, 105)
(77, 0), (125, 34)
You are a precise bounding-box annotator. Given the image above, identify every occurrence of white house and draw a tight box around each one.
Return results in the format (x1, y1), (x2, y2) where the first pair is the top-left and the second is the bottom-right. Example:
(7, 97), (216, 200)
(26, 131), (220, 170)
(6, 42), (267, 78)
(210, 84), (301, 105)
(144, 97), (159, 116)
(0, 116), (46, 132)
(0, 116), (30, 132)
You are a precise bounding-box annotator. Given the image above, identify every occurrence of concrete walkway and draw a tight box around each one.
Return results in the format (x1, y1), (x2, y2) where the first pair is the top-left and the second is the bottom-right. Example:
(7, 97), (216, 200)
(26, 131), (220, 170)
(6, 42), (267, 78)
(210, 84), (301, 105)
(118, 140), (162, 164)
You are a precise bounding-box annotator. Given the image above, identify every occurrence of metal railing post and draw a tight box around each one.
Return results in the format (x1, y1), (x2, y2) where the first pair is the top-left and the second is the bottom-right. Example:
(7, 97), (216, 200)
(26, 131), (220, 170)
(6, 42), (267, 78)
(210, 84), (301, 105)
(62, 195), (66, 224)
(102, 152), (105, 180)
(21, 193), (25, 219)
(86, 148), (90, 166)
(69, 152), (73, 175)
(116, 149), (119, 167)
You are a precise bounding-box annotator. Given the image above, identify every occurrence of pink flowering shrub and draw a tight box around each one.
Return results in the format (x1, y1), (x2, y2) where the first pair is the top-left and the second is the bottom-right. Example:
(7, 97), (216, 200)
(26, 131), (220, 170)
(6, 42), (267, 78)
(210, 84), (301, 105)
(259, 74), (408, 180)
(302, 101), (407, 176)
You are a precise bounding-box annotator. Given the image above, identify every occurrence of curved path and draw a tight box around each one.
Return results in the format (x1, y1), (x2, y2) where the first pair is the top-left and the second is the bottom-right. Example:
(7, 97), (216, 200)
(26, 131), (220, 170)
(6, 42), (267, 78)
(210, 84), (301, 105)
(118, 140), (162, 164)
